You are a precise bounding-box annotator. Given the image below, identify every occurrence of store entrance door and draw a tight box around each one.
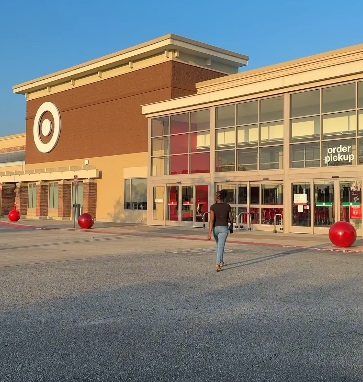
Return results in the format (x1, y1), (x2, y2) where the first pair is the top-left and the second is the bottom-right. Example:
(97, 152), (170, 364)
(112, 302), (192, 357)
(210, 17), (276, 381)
(310, 179), (362, 235)
(152, 184), (209, 226)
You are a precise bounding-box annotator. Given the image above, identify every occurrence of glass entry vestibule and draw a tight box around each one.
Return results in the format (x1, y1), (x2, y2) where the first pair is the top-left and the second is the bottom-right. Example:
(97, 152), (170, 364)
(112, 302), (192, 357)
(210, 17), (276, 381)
(292, 179), (362, 235)
(152, 184), (209, 226)
(216, 182), (284, 231)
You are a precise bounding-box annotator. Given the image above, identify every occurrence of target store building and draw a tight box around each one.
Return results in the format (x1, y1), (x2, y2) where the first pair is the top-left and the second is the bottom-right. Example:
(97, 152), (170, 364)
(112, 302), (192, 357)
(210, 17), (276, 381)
(4, 34), (363, 235)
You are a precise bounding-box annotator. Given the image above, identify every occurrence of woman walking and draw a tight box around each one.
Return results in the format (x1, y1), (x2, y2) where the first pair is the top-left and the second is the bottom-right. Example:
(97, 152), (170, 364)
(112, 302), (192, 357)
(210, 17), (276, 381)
(207, 190), (233, 272)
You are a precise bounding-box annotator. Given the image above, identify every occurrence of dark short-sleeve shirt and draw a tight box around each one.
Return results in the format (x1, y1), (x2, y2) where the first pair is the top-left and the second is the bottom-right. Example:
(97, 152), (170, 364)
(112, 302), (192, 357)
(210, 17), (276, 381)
(210, 202), (231, 227)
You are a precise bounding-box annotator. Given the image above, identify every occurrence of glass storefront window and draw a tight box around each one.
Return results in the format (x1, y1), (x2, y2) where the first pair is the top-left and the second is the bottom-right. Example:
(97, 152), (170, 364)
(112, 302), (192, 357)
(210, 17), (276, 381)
(322, 111), (356, 139)
(237, 124), (258, 146)
(314, 182), (334, 226)
(358, 81), (363, 109)
(190, 109), (210, 131)
(260, 96), (283, 122)
(358, 137), (363, 164)
(182, 186), (193, 221)
(290, 143), (320, 168)
(260, 146), (283, 170)
(151, 157), (168, 176)
(237, 100), (258, 125)
(322, 83), (356, 113)
(190, 131), (210, 152)
(251, 186), (260, 204)
(215, 150), (235, 172)
(170, 154), (188, 175)
(170, 134), (188, 154)
(340, 181), (362, 230)
(262, 184), (283, 204)
(190, 152), (210, 174)
(291, 89), (320, 118)
(322, 139), (356, 167)
(151, 116), (169, 137)
(151, 136), (169, 156)
(291, 116), (320, 142)
(196, 185), (209, 222)
(260, 121), (283, 145)
(167, 185), (178, 221)
(216, 104), (235, 128)
(238, 186), (247, 204)
(292, 183), (311, 227)
(170, 113), (189, 135)
(216, 127), (235, 148)
(237, 148), (258, 171)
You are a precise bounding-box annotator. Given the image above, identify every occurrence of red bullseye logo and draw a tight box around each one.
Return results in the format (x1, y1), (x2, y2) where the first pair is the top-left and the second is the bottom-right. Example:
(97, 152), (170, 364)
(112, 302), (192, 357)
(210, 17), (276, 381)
(33, 102), (61, 153)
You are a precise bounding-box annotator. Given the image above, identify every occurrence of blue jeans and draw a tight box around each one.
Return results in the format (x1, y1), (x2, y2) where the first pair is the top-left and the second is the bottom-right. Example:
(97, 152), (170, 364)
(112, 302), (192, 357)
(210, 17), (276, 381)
(212, 225), (229, 264)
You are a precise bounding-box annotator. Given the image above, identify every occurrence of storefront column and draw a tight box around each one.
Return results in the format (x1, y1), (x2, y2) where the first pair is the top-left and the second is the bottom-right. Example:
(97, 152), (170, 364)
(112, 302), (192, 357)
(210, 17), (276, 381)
(15, 182), (28, 216)
(1, 183), (16, 215)
(36, 181), (48, 218)
(58, 181), (72, 219)
(82, 180), (97, 218)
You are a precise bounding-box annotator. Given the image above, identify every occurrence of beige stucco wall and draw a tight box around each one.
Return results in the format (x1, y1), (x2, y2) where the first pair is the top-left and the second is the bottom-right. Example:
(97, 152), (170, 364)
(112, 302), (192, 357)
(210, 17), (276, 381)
(20, 151), (148, 222)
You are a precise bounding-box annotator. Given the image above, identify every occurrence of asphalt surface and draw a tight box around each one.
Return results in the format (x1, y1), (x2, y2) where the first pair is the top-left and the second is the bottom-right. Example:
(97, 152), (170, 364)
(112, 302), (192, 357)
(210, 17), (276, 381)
(0, 221), (362, 381)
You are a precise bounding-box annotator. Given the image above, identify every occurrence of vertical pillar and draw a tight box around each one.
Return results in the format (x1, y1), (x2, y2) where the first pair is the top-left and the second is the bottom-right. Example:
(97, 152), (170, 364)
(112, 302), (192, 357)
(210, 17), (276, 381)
(15, 182), (28, 216)
(36, 181), (48, 218)
(58, 180), (72, 219)
(1, 183), (16, 215)
(82, 180), (97, 218)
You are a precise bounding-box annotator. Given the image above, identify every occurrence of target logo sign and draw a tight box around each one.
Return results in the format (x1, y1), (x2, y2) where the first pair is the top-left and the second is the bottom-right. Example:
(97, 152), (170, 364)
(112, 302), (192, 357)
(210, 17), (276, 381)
(33, 102), (61, 153)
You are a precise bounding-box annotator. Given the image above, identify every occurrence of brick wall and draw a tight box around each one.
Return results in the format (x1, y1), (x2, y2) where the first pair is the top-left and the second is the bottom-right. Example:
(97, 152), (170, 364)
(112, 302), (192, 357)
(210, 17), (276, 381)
(83, 180), (97, 218)
(36, 182), (48, 217)
(1, 184), (16, 215)
(15, 183), (28, 216)
(58, 181), (72, 218)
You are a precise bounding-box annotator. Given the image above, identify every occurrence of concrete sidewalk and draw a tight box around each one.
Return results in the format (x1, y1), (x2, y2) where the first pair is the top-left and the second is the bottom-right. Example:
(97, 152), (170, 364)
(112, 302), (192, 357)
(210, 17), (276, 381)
(1, 217), (363, 254)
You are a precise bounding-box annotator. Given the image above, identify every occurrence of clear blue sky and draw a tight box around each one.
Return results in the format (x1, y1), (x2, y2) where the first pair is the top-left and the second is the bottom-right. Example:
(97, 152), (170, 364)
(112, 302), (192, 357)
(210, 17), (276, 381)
(1, 0), (362, 136)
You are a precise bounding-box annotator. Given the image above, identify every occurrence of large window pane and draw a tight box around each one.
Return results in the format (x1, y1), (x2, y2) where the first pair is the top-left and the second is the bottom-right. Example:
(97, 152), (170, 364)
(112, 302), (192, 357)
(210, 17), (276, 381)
(237, 148), (258, 171)
(131, 179), (147, 210)
(151, 116), (169, 137)
(322, 83), (356, 113)
(260, 146), (283, 170)
(124, 179), (131, 209)
(170, 154), (188, 175)
(190, 131), (210, 152)
(322, 139), (356, 167)
(216, 127), (235, 148)
(215, 150), (235, 172)
(190, 152), (210, 173)
(170, 113), (189, 134)
(151, 157), (168, 176)
(237, 124), (258, 146)
(291, 116), (320, 142)
(291, 89), (320, 118)
(151, 136), (169, 156)
(260, 121), (283, 145)
(358, 137), (363, 164)
(170, 134), (188, 154)
(322, 111), (356, 139)
(290, 143), (320, 168)
(260, 96), (283, 122)
(190, 109), (210, 131)
(167, 185), (178, 221)
(237, 100), (258, 125)
(358, 81), (363, 109)
(262, 184), (283, 204)
(216, 104), (235, 128)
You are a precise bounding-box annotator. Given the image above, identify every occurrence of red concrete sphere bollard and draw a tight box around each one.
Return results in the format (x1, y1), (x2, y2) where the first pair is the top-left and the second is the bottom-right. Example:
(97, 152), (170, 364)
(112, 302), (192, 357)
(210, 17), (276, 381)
(329, 221), (356, 247)
(8, 206), (20, 222)
(78, 213), (94, 229)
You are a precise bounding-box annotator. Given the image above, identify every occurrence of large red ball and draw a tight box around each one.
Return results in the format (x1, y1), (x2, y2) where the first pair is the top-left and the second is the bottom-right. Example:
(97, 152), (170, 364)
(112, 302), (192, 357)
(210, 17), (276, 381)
(8, 209), (20, 221)
(78, 213), (94, 229)
(329, 221), (356, 247)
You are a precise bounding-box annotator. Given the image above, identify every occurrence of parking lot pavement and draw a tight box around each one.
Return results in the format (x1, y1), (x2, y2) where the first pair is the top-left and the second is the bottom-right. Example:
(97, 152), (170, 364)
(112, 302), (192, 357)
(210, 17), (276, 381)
(0, 227), (363, 381)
